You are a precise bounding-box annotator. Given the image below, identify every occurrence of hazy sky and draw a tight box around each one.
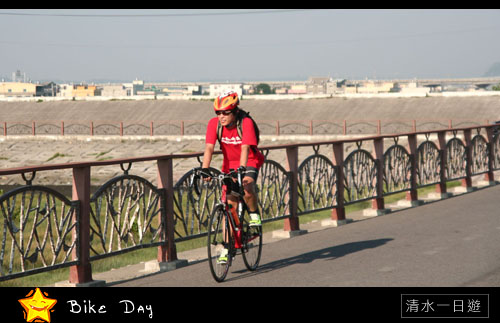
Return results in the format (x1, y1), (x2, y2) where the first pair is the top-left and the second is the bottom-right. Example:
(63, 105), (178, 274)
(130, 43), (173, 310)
(1, 9), (500, 83)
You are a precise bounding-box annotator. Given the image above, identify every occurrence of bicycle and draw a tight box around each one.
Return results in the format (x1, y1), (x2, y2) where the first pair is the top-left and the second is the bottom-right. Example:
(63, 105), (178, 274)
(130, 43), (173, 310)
(191, 167), (263, 282)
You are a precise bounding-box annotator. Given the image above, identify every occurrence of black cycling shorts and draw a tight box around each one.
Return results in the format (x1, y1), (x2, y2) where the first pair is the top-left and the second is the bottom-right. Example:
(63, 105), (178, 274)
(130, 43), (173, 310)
(225, 167), (259, 196)
(228, 166), (259, 181)
(243, 166), (259, 181)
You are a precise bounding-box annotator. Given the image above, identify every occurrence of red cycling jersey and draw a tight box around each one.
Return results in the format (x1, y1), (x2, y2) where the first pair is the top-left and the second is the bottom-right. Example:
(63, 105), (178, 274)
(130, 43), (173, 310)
(205, 117), (265, 173)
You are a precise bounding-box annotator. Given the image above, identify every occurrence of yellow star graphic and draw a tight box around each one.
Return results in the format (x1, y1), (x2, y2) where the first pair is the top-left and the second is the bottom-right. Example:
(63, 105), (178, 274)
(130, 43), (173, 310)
(18, 288), (57, 323)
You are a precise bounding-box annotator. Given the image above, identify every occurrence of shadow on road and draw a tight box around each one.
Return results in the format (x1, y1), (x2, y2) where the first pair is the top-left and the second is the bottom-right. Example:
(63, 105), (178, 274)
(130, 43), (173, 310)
(229, 238), (393, 281)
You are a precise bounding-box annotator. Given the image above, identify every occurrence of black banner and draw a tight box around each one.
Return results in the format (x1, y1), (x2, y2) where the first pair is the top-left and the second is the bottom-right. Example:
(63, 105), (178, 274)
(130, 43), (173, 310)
(2, 286), (499, 322)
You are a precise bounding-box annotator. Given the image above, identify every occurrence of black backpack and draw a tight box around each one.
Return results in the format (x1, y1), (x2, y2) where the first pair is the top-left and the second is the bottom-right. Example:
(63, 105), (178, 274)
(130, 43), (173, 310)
(217, 108), (260, 147)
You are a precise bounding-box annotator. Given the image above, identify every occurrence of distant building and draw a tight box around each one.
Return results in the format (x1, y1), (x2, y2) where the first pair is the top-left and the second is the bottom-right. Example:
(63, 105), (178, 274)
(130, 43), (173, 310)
(58, 84), (75, 97)
(11, 70), (29, 83)
(101, 85), (128, 97)
(288, 84), (307, 94)
(326, 79), (346, 94)
(306, 77), (330, 94)
(0, 82), (37, 97)
(36, 82), (58, 96)
(274, 87), (288, 94)
(187, 85), (202, 95)
(399, 82), (431, 95)
(157, 85), (202, 96)
(209, 84), (243, 97)
(344, 83), (358, 94)
(242, 84), (254, 95)
(132, 79), (144, 95)
(161, 86), (184, 96)
(73, 84), (100, 97)
(136, 90), (156, 96)
(356, 81), (397, 94)
(308, 77), (330, 83)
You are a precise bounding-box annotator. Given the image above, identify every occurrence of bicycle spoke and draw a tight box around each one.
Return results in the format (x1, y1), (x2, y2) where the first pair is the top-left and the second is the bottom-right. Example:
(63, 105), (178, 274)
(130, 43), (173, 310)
(241, 211), (262, 271)
(207, 205), (231, 282)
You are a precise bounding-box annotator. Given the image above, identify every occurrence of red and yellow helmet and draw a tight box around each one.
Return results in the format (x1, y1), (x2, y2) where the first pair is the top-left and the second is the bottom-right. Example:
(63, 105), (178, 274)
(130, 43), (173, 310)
(214, 91), (239, 111)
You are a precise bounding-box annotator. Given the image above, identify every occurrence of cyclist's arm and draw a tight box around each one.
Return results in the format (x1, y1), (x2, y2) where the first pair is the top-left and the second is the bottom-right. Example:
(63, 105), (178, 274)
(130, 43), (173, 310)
(203, 118), (218, 169)
(240, 144), (250, 168)
(202, 143), (215, 169)
(240, 118), (257, 169)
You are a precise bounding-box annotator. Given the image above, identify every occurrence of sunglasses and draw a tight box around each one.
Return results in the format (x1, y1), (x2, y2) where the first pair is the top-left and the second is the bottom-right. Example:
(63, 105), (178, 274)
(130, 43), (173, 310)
(215, 110), (233, 116)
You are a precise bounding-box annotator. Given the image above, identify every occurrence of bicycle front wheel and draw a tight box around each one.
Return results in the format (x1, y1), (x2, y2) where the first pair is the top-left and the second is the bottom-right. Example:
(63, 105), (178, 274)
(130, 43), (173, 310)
(241, 211), (262, 271)
(207, 204), (231, 282)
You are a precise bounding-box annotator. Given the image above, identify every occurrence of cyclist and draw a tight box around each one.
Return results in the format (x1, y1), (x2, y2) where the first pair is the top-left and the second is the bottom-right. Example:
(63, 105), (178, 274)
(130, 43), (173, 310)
(201, 91), (265, 263)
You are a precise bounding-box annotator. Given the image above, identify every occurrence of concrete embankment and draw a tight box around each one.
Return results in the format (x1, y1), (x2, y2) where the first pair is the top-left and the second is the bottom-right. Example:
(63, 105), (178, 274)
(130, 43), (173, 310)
(0, 95), (499, 187)
(1, 95), (499, 122)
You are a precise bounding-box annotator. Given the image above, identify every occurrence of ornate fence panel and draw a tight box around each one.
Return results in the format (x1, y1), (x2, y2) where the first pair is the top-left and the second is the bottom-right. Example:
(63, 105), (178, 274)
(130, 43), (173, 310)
(123, 123), (151, 136)
(418, 121), (450, 132)
(183, 122), (208, 135)
(257, 160), (291, 220)
(493, 133), (500, 170)
(383, 143), (412, 194)
(36, 123), (62, 135)
(151, 122), (181, 135)
(470, 134), (489, 176)
(7, 123), (32, 135)
(346, 121), (378, 135)
(256, 121), (278, 135)
(343, 147), (378, 204)
(446, 137), (467, 180)
(279, 121), (310, 135)
(64, 123), (91, 135)
(313, 121), (344, 135)
(381, 121), (415, 135)
(93, 123), (121, 136)
(297, 153), (337, 213)
(89, 174), (165, 260)
(173, 167), (221, 241)
(416, 140), (441, 187)
(0, 186), (79, 281)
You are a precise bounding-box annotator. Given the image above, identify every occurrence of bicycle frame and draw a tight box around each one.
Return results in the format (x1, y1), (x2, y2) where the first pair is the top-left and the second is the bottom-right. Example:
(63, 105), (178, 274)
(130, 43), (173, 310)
(193, 167), (263, 282)
(218, 170), (246, 250)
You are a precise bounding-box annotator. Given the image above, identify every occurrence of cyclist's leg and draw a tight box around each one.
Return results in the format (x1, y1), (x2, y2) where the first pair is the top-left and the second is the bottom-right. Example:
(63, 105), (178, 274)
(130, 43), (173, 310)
(227, 194), (240, 226)
(240, 167), (263, 269)
(242, 167), (258, 211)
(217, 194), (239, 263)
(242, 167), (261, 226)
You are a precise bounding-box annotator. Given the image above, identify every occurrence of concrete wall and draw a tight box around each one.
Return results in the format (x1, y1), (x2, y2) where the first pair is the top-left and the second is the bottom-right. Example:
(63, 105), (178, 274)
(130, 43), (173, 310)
(0, 94), (499, 124)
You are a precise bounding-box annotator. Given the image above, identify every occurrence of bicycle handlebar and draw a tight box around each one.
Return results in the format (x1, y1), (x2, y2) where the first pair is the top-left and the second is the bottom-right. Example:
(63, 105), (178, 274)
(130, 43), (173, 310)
(190, 167), (245, 197)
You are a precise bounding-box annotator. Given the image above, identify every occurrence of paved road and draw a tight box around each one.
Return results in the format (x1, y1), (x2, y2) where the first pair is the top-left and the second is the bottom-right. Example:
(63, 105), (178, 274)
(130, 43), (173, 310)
(114, 185), (500, 287)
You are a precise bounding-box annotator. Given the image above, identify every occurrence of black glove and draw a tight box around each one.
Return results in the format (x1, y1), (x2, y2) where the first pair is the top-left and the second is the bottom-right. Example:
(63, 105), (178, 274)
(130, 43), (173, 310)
(237, 166), (246, 174)
(201, 168), (211, 179)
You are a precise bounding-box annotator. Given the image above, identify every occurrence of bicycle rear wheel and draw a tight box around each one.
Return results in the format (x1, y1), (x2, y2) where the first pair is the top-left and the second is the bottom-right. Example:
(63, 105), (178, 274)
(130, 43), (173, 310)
(241, 211), (263, 271)
(207, 204), (232, 282)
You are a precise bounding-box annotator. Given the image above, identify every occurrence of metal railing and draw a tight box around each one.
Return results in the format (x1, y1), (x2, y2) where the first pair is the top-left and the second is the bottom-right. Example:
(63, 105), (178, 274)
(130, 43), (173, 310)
(0, 118), (492, 137)
(0, 123), (499, 283)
